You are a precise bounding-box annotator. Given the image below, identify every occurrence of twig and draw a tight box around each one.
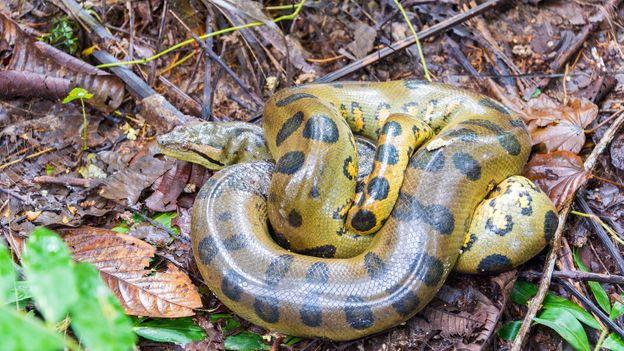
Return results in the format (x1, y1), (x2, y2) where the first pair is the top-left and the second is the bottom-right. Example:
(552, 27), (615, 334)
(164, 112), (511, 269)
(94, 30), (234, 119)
(34, 176), (95, 188)
(574, 199), (624, 270)
(511, 105), (624, 350)
(560, 280), (624, 338)
(521, 270), (624, 285)
(203, 13), (213, 120)
(0, 147), (56, 171)
(148, 0), (169, 85)
(314, 0), (503, 83)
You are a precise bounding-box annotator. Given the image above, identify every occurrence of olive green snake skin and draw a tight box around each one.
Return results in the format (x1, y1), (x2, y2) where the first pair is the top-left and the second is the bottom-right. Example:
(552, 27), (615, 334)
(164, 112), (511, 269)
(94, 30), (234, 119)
(158, 81), (558, 340)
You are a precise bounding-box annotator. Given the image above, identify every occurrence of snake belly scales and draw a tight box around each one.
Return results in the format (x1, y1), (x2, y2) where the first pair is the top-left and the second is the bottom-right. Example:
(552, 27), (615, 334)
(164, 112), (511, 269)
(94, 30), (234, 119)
(158, 80), (558, 341)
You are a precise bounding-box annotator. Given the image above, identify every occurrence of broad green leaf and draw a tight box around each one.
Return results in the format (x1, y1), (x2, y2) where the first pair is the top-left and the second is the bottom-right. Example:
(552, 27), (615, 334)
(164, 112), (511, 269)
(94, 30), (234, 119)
(573, 248), (611, 314)
(134, 317), (206, 344)
(0, 305), (66, 351)
(22, 227), (78, 323)
(610, 300), (624, 320)
(603, 333), (624, 351)
(210, 313), (241, 332)
(511, 280), (537, 305)
(283, 335), (305, 346)
(224, 332), (271, 351)
(152, 212), (180, 234)
(534, 307), (590, 351)
(0, 243), (16, 304)
(63, 87), (93, 103)
(497, 320), (523, 341)
(70, 263), (136, 351)
(543, 294), (601, 330)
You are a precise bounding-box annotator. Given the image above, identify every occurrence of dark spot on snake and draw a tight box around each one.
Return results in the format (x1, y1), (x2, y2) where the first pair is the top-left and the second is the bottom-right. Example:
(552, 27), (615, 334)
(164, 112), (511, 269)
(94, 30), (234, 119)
(355, 181), (365, 194)
(190, 149), (224, 167)
(342, 156), (355, 180)
(446, 128), (478, 142)
(288, 209), (303, 228)
(411, 252), (445, 286)
(306, 262), (330, 284)
(300, 293), (322, 327)
(497, 132), (521, 156)
(254, 295), (280, 323)
(544, 210), (558, 243)
(303, 114), (339, 143)
(381, 121), (402, 137)
(477, 254), (513, 273)
(409, 149), (445, 172)
(364, 252), (386, 279)
(276, 111), (304, 146)
(270, 231), (290, 250)
(401, 102), (419, 114)
(375, 144), (399, 165)
(351, 209), (377, 232)
(510, 118), (526, 128)
(265, 254), (294, 286)
(485, 215), (513, 236)
(299, 245), (336, 258)
(344, 296), (374, 330)
(276, 151), (305, 174)
(275, 93), (317, 107)
(374, 102), (391, 120)
(309, 186), (320, 198)
(388, 284), (421, 317)
(367, 177), (390, 200)
(404, 80), (426, 89)
(223, 234), (247, 251)
(463, 233), (478, 252)
(453, 152), (481, 181)
(197, 236), (217, 265)
(221, 270), (244, 301)
(393, 194), (455, 234)
(478, 97), (511, 115)
(332, 83), (344, 89)
(460, 119), (504, 135)
(218, 212), (232, 222)
(520, 192), (533, 216)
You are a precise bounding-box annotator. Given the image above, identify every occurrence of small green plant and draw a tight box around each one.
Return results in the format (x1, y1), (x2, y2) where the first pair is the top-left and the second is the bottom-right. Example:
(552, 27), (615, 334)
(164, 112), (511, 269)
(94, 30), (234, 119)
(498, 278), (624, 351)
(43, 18), (79, 55)
(63, 87), (93, 151)
(0, 227), (136, 351)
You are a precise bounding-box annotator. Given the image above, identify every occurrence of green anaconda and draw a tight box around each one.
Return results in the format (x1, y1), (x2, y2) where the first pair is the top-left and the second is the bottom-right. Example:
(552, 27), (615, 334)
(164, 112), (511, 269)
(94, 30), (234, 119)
(158, 80), (558, 340)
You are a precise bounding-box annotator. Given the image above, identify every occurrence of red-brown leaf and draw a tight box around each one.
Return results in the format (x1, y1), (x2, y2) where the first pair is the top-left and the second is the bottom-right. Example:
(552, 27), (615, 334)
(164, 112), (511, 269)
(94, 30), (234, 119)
(60, 227), (202, 318)
(524, 151), (591, 210)
(525, 96), (598, 154)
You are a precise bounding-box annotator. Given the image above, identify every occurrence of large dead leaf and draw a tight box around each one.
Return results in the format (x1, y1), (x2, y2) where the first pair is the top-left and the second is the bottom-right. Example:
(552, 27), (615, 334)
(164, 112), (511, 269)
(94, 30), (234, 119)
(524, 151), (591, 210)
(526, 95), (598, 154)
(60, 227), (202, 318)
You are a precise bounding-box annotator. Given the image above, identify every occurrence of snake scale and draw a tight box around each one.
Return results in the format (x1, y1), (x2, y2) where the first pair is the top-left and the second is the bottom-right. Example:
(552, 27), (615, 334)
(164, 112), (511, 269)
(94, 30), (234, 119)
(158, 81), (558, 340)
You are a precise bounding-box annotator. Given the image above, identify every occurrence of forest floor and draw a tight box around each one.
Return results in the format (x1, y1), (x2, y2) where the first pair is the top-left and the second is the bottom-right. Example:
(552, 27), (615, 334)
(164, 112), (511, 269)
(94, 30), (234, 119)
(1, 0), (624, 350)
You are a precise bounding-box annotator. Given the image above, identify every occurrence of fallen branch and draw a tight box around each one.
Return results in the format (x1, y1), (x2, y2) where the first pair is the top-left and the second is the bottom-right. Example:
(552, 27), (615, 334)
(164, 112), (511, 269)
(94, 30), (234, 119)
(521, 270), (624, 285)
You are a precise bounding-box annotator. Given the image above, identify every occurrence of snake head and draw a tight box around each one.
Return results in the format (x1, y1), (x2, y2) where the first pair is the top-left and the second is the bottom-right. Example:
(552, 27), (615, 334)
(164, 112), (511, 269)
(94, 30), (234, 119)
(157, 122), (272, 170)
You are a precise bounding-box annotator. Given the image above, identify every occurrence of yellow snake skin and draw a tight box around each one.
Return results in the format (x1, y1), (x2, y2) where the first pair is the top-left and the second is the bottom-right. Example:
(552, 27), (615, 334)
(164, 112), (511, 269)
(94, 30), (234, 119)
(157, 80), (558, 340)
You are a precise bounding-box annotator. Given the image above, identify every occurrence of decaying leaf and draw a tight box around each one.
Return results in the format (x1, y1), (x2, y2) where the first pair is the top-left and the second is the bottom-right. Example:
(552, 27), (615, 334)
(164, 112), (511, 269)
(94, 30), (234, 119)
(0, 13), (124, 112)
(524, 151), (591, 210)
(60, 227), (202, 318)
(525, 95), (598, 154)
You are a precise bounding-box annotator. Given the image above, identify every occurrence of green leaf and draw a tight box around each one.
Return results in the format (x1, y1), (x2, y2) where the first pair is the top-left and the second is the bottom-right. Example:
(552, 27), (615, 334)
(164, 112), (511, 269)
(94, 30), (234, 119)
(534, 307), (590, 351)
(610, 300), (624, 320)
(224, 332), (271, 351)
(0, 242), (16, 304)
(543, 294), (601, 330)
(511, 280), (537, 305)
(70, 263), (136, 351)
(134, 318), (206, 345)
(603, 333), (624, 351)
(152, 212), (180, 234)
(497, 320), (523, 341)
(283, 335), (305, 346)
(573, 248), (611, 314)
(63, 87), (93, 103)
(530, 88), (542, 99)
(5, 281), (32, 308)
(0, 305), (67, 351)
(22, 227), (78, 323)
(210, 313), (241, 332)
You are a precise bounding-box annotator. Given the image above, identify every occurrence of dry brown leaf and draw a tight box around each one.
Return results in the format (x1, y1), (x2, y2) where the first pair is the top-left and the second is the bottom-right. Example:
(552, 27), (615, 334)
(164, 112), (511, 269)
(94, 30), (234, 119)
(525, 95), (598, 154)
(524, 151), (591, 210)
(60, 227), (202, 318)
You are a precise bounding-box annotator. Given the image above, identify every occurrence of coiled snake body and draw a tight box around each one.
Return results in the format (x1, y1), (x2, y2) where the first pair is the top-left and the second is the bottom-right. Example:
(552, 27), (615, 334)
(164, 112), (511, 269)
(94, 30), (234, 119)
(158, 81), (558, 340)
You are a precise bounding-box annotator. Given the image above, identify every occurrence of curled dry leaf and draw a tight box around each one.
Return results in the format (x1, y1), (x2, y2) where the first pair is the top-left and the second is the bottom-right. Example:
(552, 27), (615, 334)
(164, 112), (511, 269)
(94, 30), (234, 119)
(525, 95), (598, 154)
(60, 227), (202, 318)
(524, 151), (591, 210)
